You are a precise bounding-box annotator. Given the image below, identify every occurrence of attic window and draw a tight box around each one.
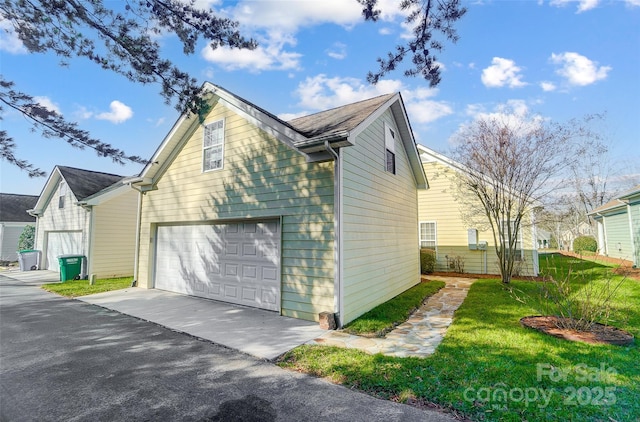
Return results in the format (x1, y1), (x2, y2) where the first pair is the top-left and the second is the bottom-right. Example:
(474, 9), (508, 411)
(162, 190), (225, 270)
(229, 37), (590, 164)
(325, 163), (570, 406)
(203, 119), (225, 172)
(58, 181), (67, 209)
(384, 123), (396, 174)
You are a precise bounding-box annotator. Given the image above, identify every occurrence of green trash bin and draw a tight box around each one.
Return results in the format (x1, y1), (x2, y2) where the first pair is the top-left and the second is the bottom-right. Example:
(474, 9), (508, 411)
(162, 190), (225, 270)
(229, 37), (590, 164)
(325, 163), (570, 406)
(58, 255), (85, 282)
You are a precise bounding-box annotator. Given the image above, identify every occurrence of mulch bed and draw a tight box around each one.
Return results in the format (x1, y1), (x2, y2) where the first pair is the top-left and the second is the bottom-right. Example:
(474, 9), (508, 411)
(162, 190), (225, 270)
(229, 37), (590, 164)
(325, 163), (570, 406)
(520, 316), (634, 346)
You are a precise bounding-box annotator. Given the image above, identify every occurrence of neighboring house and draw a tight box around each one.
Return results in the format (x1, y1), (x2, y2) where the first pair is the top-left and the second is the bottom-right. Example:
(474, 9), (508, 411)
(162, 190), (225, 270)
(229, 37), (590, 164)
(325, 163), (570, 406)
(588, 184), (640, 267)
(536, 229), (551, 250)
(0, 193), (39, 262)
(560, 221), (592, 251)
(417, 145), (539, 277)
(129, 83), (427, 326)
(29, 166), (138, 278)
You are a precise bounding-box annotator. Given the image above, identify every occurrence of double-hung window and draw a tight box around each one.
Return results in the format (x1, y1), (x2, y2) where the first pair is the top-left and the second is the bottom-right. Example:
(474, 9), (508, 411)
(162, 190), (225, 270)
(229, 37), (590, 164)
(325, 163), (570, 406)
(420, 221), (437, 250)
(203, 119), (225, 172)
(58, 181), (66, 209)
(500, 220), (523, 260)
(384, 123), (396, 174)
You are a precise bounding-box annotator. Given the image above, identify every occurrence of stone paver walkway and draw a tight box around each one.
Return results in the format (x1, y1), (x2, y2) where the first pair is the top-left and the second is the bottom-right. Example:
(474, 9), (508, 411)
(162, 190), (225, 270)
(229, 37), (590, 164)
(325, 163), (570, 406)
(308, 276), (474, 358)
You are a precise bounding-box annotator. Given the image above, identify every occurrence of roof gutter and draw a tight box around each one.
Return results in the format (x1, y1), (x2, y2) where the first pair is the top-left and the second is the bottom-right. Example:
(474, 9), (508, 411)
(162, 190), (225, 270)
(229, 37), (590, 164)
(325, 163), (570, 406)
(295, 131), (351, 154)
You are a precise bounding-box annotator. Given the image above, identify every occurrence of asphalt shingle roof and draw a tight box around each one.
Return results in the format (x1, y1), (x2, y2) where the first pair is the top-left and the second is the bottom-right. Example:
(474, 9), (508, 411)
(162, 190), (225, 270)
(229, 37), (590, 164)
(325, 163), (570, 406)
(0, 193), (38, 222)
(57, 166), (124, 201)
(287, 93), (396, 138)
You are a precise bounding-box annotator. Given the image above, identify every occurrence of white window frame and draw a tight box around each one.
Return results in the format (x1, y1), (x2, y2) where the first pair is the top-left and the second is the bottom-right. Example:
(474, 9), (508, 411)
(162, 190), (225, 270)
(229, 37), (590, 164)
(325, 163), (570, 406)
(203, 119), (225, 172)
(419, 221), (437, 251)
(500, 220), (523, 260)
(58, 181), (67, 209)
(384, 122), (396, 175)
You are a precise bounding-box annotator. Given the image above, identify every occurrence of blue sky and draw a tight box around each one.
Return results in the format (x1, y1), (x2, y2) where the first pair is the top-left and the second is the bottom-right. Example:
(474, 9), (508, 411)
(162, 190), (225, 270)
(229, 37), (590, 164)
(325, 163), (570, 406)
(1, 0), (639, 196)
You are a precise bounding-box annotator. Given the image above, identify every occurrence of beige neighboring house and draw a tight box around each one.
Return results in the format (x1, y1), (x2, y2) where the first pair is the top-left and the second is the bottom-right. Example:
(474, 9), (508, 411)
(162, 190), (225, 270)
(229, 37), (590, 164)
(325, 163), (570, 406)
(29, 166), (138, 278)
(0, 193), (38, 262)
(128, 83), (427, 326)
(417, 145), (539, 277)
(560, 221), (592, 251)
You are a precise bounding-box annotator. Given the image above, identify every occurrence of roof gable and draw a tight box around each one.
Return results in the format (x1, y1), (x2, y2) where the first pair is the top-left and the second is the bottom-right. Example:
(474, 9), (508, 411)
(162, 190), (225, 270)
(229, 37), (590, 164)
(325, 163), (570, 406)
(30, 166), (127, 215)
(0, 193), (38, 222)
(57, 166), (124, 200)
(137, 84), (426, 190)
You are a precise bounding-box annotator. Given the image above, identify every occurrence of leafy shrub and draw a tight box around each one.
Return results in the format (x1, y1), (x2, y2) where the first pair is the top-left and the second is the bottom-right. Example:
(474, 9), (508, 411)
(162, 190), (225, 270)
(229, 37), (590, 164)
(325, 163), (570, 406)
(18, 225), (35, 251)
(573, 235), (597, 253)
(420, 248), (436, 274)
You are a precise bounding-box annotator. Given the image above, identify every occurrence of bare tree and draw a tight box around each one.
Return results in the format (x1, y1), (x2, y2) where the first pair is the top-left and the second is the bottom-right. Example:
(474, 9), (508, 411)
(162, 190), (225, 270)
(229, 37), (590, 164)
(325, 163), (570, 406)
(451, 114), (592, 283)
(359, 0), (466, 87)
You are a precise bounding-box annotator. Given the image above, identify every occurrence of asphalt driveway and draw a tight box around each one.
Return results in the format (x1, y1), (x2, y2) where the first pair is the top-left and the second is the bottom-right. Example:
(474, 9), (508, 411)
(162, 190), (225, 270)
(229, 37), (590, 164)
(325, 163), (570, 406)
(0, 275), (456, 422)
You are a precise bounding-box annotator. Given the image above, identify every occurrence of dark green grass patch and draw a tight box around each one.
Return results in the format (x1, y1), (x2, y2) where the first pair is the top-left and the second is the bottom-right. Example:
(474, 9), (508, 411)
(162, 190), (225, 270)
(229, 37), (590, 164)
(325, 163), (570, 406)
(279, 255), (639, 421)
(342, 280), (445, 337)
(42, 276), (133, 297)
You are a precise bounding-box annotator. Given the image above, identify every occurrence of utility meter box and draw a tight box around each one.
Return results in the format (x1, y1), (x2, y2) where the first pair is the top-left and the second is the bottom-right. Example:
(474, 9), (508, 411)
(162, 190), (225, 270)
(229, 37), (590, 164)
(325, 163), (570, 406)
(478, 241), (488, 250)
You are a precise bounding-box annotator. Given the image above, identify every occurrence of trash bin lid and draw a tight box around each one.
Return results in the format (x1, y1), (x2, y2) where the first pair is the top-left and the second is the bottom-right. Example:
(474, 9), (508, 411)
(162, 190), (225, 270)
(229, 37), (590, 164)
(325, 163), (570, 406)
(57, 254), (85, 258)
(19, 249), (38, 253)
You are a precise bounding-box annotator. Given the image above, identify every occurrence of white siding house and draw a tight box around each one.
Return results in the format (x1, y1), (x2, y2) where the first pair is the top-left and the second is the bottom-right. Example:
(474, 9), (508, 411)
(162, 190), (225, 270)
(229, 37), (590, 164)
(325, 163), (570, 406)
(0, 193), (38, 262)
(29, 166), (138, 278)
(131, 83), (427, 326)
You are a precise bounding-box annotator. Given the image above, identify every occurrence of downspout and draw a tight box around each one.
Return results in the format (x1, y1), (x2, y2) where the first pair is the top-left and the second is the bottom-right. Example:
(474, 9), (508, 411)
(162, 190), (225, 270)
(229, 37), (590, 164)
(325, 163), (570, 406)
(324, 141), (342, 327)
(77, 201), (93, 279)
(126, 185), (144, 287)
(596, 212), (607, 256)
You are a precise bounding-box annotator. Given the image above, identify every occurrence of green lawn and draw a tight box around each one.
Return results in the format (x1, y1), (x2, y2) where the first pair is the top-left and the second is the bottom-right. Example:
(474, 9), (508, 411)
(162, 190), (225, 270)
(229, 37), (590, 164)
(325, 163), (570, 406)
(278, 254), (639, 421)
(42, 276), (133, 297)
(343, 280), (445, 337)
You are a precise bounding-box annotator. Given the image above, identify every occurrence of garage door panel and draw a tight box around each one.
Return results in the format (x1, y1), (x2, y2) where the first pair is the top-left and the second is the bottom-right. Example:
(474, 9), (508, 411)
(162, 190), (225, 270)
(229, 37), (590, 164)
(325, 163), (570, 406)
(154, 221), (281, 311)
(45, 231), (83, 271)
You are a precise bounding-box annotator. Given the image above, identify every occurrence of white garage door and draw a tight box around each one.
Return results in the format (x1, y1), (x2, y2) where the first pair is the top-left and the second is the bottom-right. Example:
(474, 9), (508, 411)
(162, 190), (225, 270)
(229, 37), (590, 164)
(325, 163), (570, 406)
(154, 220), (281, 311)
(45, 231), (83, 271)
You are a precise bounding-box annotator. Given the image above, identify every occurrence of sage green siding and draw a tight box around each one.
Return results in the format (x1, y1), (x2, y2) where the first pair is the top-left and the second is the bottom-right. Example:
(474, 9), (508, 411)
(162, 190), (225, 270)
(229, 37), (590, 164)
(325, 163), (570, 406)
(137, 100), (335, 321)
(604, 212), (632, 261)
(632, 203), (640, 266)
(340, 110), (420, 325)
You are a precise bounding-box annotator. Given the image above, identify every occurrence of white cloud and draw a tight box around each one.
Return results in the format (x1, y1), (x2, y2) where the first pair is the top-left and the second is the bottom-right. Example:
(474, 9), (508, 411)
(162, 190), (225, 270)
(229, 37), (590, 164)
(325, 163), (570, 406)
(327, 42), (347, 60)
(226, 1), (362, 32)
(294, 74), (403, 111)
(625, 0), (640, 6)
(540, 81), (557, 92)
(0, 19), (26, 54)
(202, 32), (302, 71)
(549, 0), (600, 13)
(550, 52), (611, 86)
(278, 111), (308, 121)
(95, 100), (133, 124)
(481, 57), (527, 88)
(291, 74), (452, 125)
(33, 96), (61, 114)
(453, 100), (542, 146)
